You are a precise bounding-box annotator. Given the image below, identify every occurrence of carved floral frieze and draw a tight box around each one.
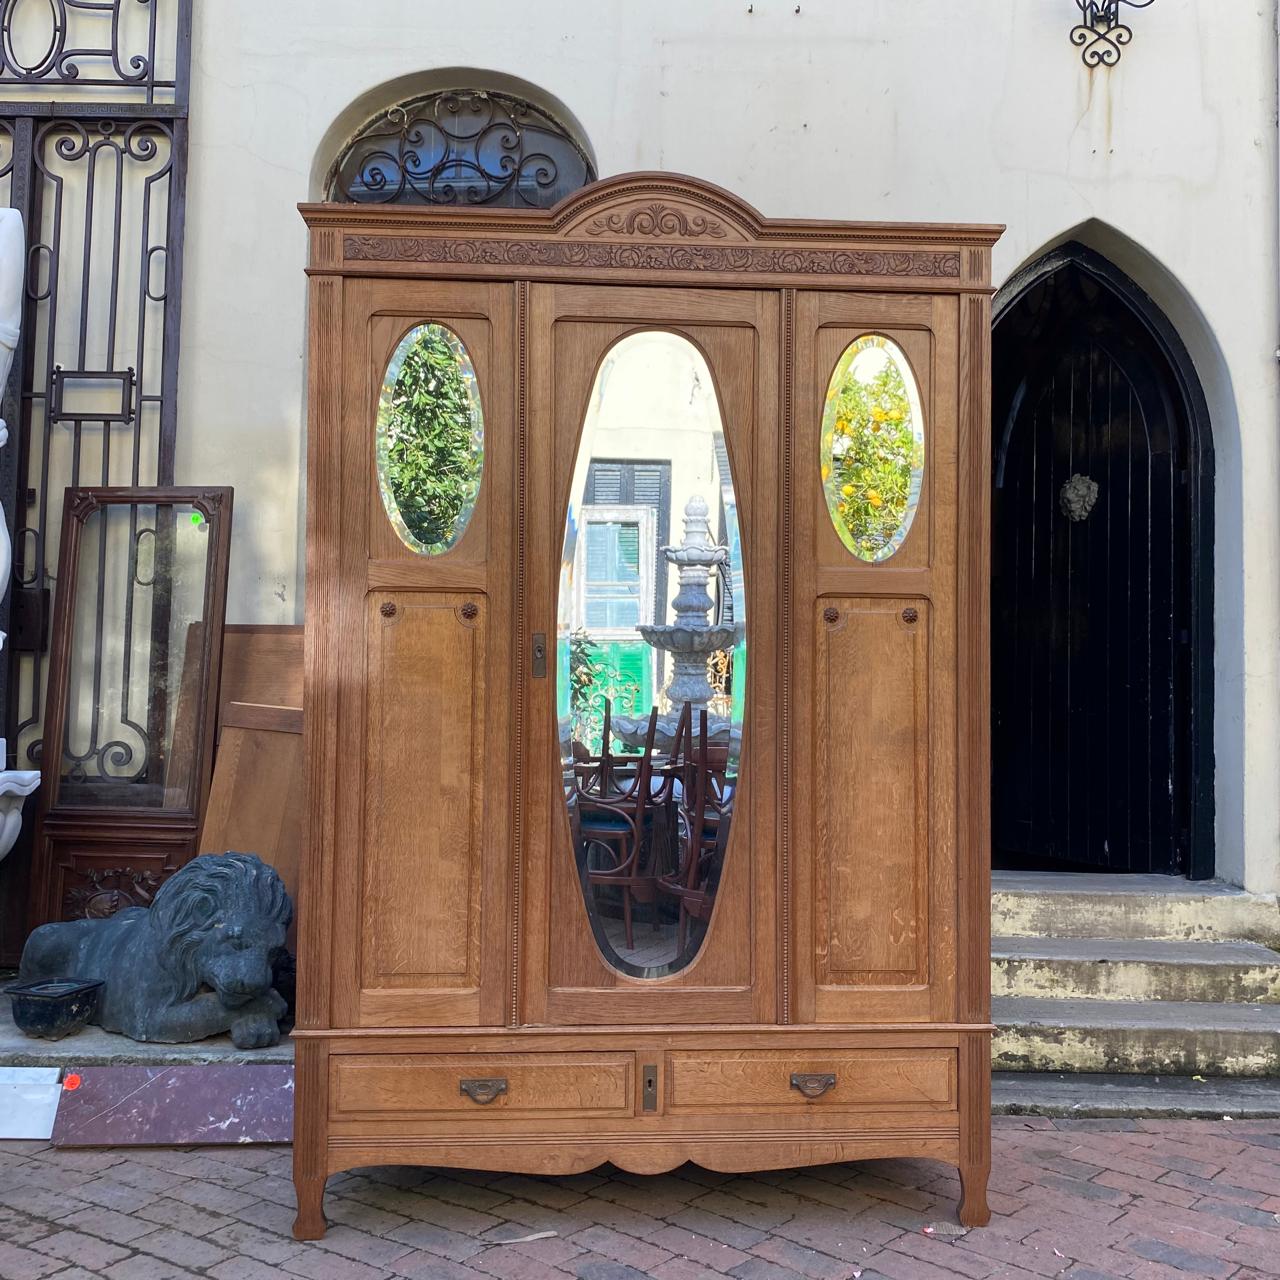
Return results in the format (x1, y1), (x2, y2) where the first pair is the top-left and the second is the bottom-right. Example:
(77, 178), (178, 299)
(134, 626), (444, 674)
(343, 235), (961, 278)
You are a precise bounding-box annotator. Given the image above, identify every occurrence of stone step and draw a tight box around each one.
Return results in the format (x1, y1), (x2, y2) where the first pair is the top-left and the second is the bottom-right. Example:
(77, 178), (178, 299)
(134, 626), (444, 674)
(992, 935), (1280, 1003)
(993, 996), (1280, 1077)
(992, 871), (1280, 946)
(993, 1071), (1280, 1118)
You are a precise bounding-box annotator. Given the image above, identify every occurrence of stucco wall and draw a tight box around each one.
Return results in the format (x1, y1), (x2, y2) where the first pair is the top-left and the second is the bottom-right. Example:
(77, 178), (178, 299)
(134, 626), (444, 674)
(178, 0), (1280, 892)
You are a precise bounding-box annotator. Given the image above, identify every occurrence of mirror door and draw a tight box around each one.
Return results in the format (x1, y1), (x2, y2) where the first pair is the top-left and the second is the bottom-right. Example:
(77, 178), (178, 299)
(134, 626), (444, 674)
(523, 285), (779, 1026)
(331, 279), (515, 1030)
(791, 291), (960, 1025)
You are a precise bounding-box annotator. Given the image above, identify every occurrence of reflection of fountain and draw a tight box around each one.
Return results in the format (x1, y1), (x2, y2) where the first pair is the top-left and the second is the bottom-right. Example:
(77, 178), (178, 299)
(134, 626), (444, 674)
(613, 496), (740, 752)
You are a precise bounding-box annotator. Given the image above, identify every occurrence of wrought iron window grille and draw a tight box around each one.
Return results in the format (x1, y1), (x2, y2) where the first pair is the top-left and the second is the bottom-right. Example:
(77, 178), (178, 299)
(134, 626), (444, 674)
(1071, 0), (1156, 67)
(328, 89), (595, 208)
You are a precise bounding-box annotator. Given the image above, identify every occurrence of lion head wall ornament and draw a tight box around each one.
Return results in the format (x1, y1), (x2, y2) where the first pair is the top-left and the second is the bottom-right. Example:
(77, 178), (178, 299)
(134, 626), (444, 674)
(19, 852), (292, 1049)
(1059, 473), (1100, 523)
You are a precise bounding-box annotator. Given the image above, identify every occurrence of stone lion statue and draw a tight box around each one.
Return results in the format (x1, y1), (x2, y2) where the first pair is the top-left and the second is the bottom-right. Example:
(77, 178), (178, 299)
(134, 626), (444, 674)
(19, 851), (292, 1048)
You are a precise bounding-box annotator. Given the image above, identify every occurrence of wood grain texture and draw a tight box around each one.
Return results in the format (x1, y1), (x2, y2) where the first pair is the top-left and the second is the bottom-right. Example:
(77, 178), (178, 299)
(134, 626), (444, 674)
(219, 625), (303, 723)
(331, 1053), (634, 1119)
(666, 1048), (956, 1112)
(199, 705), (305, 944)
(815, 599), (929, 990)
(295, 174), (999, 1235)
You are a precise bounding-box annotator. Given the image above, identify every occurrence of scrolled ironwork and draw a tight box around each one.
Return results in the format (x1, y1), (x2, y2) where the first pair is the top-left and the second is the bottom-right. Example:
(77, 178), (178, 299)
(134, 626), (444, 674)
(1071, 0), (1156, 67)
(0, 0), (181, 102)
(330, 89), (595, 209)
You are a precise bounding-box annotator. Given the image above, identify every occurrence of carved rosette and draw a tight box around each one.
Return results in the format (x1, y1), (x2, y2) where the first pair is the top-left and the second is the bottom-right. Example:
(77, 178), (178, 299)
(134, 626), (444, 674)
(64, 866), (162, 919)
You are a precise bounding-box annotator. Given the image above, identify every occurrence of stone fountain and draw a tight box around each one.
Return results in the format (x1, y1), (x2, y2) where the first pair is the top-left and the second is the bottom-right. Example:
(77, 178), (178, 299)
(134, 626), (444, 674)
(612, 495), (741, 754)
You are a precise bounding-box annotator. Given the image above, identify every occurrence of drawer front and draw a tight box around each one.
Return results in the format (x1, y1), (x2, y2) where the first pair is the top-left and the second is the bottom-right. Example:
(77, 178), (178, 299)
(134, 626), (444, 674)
(330, 1053), (634, 1119)
(666, 1048), (956, 1113)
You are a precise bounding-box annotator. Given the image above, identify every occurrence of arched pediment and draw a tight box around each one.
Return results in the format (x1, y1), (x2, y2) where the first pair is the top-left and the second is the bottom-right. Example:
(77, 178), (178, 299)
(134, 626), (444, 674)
(303, 172), (1001, 288)
(550, 174), (762, 244)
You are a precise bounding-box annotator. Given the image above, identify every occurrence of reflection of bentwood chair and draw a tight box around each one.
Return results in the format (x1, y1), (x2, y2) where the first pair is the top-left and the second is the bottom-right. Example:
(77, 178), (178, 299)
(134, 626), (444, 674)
(658, 708), (731, 954)
(575, 706), (660, 951)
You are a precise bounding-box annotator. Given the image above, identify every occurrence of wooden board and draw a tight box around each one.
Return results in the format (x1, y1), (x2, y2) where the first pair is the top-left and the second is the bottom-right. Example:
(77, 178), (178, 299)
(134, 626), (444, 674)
(200, 700), (305, 942)
(219, 625), (304, 727)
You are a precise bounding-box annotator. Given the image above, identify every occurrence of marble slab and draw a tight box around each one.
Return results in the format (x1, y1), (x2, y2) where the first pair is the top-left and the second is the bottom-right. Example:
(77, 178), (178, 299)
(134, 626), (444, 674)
(52, 1064), (294, 1147)
(0, 1066), (62, 1139)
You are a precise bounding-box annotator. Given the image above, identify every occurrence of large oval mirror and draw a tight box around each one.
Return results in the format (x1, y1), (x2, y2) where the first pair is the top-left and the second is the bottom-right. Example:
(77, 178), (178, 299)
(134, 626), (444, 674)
(558, 331), (745, 978)
(821, 334), (925, 562)
(376, 322), (484, 555)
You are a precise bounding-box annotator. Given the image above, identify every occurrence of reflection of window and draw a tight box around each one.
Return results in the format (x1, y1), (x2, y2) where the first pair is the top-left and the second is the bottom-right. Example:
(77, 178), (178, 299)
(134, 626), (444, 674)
(574, 505), (655, 638)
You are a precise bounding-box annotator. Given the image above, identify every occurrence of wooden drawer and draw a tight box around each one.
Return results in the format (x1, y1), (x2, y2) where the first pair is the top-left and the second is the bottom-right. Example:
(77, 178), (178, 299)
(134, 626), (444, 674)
(666, 1048), (956, 1113)
(330, 1053), (635, 1119)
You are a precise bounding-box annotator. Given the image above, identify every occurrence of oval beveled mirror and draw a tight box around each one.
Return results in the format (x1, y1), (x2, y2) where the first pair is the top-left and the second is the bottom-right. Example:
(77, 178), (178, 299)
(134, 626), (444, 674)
(558, 331), (745, 978)
(376, 322), (484, 555)
(820, 334), (925, 562)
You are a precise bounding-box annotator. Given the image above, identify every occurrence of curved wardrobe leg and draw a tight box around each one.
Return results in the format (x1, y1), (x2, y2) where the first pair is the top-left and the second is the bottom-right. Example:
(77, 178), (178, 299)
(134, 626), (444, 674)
(293, 1170), (328, 1241)
(293, 1039), (329, 1240)
(958, 1034), (992, 1227)
(959, 1159), (991, 1228)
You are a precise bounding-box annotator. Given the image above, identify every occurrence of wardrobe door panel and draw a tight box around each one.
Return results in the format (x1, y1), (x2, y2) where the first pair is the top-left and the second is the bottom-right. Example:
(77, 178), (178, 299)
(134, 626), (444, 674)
(792, 292), (959, 1026)
(523, 284), (779, 1027)
(359, 592), (485, 1025)
(815, 598), (929, 994)
(329, 280), (513, 1030)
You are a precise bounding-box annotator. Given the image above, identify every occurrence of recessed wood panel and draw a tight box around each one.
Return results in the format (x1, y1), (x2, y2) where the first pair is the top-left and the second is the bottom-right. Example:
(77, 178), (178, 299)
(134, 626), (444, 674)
(330, 1053), (633, 1119)
(666, 1048), (955, 1113)
(815, 598), (929, 987)
(362, 592), (484, 991)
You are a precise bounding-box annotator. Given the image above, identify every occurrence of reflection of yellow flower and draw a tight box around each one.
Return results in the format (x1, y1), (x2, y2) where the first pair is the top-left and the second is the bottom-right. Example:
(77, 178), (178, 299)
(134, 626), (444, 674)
(871, 423), (881, 434)
(890, 409), (904, 422)
(867, 491), (883, 508)
(871, 407), (887, 422)
(837, 500), (847, 513)
(821, 464), (831, 481)
(841, 483), (854, 497)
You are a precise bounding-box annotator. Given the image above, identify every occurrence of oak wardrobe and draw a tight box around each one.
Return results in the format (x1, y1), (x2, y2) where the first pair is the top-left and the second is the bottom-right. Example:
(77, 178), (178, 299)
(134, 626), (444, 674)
(293, 174), (1000, 1237)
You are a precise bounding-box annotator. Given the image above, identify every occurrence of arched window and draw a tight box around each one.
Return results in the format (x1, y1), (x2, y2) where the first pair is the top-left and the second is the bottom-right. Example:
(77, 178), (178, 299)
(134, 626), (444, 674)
(328, 89), (595, 207)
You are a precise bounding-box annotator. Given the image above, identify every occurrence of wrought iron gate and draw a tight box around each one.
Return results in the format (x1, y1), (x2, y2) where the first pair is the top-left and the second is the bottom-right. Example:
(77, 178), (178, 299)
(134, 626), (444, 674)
(0, 0), (190, 767)
(0, 0), (190, 963)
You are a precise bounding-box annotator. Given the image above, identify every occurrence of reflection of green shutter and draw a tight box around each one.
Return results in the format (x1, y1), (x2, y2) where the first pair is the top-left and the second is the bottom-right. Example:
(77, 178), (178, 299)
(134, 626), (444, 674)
(598, 641), (652, 715)
(731, 639), (747, 722)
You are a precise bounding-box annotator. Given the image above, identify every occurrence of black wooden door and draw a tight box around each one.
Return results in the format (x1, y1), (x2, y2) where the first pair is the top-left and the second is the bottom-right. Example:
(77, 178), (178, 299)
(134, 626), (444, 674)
(991, 245), (1213, 875)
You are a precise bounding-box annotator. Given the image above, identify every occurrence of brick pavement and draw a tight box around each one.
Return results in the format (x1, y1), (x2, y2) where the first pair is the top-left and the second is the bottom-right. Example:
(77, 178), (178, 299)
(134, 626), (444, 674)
(0, 1118), (1276, 1279)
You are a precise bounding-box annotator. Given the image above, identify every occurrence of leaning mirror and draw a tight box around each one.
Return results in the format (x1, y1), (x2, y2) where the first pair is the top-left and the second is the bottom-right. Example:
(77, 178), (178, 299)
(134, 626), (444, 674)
(557, 331), (745, 978)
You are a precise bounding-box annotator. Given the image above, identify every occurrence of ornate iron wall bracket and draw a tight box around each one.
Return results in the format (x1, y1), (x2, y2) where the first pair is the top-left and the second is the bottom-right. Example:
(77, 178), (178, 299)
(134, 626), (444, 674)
(1071, 0), (1156, 67)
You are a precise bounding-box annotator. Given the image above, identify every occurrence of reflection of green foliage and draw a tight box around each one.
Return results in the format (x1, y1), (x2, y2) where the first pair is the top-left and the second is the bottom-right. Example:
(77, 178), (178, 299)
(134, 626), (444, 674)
(821, 342), (922, 561)
(567, 629), (642, 750)
(379, 325), (482, 552)
(569, 629), (604, 712)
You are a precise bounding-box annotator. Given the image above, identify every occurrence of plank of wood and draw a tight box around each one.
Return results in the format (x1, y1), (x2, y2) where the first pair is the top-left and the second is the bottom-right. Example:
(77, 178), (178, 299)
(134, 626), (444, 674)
(220, 625), (304, 724)
(200, 704), (305, 941)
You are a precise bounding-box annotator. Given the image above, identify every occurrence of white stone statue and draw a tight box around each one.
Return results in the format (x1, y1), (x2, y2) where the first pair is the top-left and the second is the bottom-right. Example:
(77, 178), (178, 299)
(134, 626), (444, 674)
(0, 211), (40, 864)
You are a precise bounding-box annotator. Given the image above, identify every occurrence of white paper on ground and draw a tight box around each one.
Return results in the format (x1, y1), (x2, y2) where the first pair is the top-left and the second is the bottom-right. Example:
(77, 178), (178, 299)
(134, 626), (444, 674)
(0, 1066), (63, 1139)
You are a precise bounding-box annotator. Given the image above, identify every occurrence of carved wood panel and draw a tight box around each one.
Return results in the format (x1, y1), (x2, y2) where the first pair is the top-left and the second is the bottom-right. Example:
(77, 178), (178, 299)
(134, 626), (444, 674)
(360, 592), (485, 1024)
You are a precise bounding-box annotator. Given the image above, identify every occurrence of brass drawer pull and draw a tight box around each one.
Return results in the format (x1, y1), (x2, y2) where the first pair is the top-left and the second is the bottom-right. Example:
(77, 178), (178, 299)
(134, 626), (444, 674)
(459, 1077), (508, 1105)
(790, 1072), (837, 1099)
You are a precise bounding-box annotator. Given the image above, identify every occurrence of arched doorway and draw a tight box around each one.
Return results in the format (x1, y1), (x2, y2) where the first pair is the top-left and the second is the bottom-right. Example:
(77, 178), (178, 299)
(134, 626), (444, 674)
(991, 242), (1214, 877)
